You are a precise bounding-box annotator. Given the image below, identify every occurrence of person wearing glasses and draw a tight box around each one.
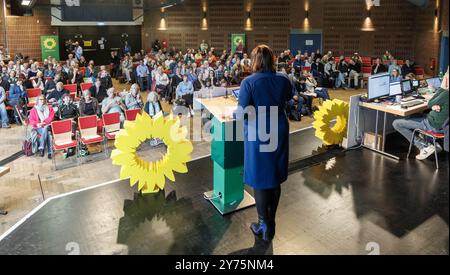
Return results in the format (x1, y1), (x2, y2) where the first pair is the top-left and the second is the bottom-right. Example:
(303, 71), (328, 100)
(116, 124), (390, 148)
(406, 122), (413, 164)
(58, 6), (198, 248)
(29, 95), (55, 159)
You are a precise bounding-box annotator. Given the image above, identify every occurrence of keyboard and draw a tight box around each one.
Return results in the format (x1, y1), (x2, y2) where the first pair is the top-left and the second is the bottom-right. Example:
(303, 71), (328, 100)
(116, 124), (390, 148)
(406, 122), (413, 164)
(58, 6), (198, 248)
(401, 97), (416, 102)
(401, 99), (425, 108)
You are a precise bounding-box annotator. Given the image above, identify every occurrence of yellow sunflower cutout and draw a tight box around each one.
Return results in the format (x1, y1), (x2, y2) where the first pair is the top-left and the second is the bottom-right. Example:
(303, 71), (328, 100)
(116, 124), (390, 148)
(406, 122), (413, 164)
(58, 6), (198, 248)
(111, 112), (193, 194)
(312, 99), (349, 146)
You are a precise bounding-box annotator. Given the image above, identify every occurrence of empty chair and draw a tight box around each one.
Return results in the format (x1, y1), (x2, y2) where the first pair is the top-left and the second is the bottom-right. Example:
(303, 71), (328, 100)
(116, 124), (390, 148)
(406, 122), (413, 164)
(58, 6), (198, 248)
(26, 88), (43, 108)
(125, 109), (142, 122)
(51, 119), (79, 170)
(78, 115), (106, 161)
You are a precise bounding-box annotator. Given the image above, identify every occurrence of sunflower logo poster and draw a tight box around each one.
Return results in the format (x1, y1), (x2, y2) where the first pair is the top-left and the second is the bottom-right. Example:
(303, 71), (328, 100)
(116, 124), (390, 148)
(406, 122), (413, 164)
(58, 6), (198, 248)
(41, 36), (60, 61)
(231, 33), (245, 55)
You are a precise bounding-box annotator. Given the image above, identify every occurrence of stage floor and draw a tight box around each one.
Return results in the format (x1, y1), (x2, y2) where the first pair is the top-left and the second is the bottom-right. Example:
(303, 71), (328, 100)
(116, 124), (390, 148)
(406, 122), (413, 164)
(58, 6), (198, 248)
(0, 143), (448, 255)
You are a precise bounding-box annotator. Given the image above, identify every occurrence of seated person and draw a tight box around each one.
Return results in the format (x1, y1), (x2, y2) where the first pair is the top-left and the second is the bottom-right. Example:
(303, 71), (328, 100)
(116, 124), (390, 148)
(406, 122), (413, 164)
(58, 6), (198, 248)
(176, 75), (195, 117)
(79, 90), (100, 117)
(388, 59), (402, 75)
(29, 95), (55, 159)
(89, 78), (107, 103)
(101, 88), (126, 123)
(324, 58), (338, 88)
(144, 91), (162, 118)
(401, 60), (414, 78)
(97, 66), (113, 89)
(44, 74), (59, 97)
(392, 69), (449, 160)
(0, 86), (10, 128)
(305, 72), (331, 102)
(47, 82), (69, 105)
(44, 63), (56, 79)
(372, 58), (387, 75)
(390, 68), (402, 83)
(155, 67), (171, 101)
(125, 84), (143, 110)
(8, 78), (27, 125)
(32, 71), (45, 92)
(347, 59), (361, 89)
(58, 94), (79, 156)
(231, 69), (242, 85)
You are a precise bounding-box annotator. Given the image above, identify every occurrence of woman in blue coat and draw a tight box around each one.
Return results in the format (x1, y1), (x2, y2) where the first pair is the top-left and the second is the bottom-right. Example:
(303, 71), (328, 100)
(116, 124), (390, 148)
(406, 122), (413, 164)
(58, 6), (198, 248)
(236, 45), (293, 242)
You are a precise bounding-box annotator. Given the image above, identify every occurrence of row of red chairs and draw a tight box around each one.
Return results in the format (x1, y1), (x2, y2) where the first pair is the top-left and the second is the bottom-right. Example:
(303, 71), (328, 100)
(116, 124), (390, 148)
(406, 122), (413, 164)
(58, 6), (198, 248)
(51, 109), (142, 169)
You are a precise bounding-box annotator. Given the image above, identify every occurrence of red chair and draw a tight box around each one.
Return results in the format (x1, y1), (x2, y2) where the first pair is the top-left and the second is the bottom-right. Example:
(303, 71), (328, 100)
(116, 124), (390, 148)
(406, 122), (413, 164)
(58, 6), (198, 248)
(51, 119), (80, 170)
(125, 109), (142, 122)
(407, 129), (445, 169)
(64, 84), (79, 101)
(102, 112), (121, 140)
(301, 66), (311, 73)
(78, 115), (106, 161)
(397, 60), (404, 66)
(26, 88), (42, 108)
(80, 82), (93, 92)
(362, 57), (371, 66)
(414, 66), (425, 79)
(79, 67), (86, 76)
(361, 66), (372, 88)
(345, 57), (351, 63)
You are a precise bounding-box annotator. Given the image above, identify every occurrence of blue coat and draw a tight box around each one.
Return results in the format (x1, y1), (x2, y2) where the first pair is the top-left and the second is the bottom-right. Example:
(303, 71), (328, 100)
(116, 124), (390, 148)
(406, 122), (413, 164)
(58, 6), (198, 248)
(237, 71), (293, 190)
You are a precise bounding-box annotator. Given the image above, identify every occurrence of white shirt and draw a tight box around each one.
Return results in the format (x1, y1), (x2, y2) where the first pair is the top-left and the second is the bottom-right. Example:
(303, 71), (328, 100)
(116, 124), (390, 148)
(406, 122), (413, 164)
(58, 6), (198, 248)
(155, 73), (169, 86)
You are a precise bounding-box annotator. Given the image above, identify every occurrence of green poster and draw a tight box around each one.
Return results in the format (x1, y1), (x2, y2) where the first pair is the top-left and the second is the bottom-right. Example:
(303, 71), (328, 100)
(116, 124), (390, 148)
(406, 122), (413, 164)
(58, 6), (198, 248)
(231, 33), (246, 54)
(41, 36), (60, 61)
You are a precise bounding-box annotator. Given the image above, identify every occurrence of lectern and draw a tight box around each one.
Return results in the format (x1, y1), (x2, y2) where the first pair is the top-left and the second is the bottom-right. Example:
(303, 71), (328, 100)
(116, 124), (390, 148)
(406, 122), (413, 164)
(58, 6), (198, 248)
(197, 97), (255, 215)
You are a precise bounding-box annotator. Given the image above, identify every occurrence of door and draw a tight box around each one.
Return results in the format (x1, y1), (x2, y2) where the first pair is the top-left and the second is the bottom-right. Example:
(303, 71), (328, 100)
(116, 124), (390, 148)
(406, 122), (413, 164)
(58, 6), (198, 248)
(289, 33), (322, 56)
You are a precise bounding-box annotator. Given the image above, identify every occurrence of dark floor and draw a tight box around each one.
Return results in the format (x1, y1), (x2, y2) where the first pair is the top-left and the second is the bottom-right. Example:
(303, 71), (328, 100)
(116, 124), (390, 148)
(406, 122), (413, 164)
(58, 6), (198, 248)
(0, 131), (448, 255)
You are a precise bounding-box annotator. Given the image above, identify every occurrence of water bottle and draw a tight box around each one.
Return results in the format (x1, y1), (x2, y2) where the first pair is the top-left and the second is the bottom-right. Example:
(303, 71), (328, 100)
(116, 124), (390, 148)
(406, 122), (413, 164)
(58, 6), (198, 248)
(438, 71), (444, 80)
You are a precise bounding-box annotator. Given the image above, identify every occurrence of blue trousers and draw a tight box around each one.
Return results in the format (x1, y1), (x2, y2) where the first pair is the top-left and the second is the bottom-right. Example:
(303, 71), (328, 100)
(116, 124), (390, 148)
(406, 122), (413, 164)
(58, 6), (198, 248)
(0, 103), (9, 127)
(288, 97), (306, 113)
(393, 117), (442, 150)
(37, 127), (52, 154)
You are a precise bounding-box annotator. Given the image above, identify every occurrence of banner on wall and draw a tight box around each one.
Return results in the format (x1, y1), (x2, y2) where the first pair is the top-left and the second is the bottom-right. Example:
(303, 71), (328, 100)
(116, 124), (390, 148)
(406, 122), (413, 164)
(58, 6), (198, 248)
(231, 33), (246, 54)
(41, 36), (60, 61)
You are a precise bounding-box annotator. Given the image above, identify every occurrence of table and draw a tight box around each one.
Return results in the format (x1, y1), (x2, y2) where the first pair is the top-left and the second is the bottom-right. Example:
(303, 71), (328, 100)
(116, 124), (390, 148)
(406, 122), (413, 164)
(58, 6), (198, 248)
(196, 96), (255, 215)
(359, 95), (432, 160)
(0, 166), (10, 215)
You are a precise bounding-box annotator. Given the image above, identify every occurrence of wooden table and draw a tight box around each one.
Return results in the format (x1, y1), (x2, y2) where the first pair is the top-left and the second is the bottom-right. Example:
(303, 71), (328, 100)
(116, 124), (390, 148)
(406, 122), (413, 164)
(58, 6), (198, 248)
(359, 95), (432, 159)
(0, 166), (10, 215)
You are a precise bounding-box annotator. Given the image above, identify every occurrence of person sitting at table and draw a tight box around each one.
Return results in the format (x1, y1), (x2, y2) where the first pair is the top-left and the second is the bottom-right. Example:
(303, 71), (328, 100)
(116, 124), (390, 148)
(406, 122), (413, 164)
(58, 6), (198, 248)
(392, 68), (449, 160)
(101, 88), (126, 123)
(29, 95), (55, 159)
(390, 68), (402, 83)
(176, 74), (195, 117)
(79, 90), (99, 117)
(125, 84), (143, 110)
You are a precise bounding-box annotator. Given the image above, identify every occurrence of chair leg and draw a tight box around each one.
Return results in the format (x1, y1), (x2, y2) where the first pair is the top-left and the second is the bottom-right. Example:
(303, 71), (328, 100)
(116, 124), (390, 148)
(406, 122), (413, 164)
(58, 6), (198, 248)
(407, 130), (417, 159)
(433, 137), (439, 170)
(52, 148), (57, 171)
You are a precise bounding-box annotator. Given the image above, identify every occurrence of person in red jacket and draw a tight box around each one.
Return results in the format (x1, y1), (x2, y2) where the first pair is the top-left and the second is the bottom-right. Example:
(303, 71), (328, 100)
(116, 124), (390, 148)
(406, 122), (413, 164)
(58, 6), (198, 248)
(29, 95), (55, 159)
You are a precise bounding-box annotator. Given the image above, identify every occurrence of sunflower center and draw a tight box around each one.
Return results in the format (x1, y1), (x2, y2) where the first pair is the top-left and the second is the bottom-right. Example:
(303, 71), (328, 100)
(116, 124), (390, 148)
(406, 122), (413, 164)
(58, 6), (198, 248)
(136, 139), (168, 163)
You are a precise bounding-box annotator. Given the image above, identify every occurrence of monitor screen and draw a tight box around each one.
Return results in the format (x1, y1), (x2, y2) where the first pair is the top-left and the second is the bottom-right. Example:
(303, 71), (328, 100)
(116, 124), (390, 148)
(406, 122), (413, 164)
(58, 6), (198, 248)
(368, 73), (390, 100)
(412, 80), (420, 88)
(389, 82), (402, 96)
(401, 80), (412, 94)
(426, 78), (442, 89)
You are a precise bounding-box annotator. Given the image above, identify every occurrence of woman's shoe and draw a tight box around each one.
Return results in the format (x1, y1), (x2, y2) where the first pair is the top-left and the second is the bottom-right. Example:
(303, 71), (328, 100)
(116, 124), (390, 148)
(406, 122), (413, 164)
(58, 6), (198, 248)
(250, 219), (274, 242)
(39, 149), (45, 157)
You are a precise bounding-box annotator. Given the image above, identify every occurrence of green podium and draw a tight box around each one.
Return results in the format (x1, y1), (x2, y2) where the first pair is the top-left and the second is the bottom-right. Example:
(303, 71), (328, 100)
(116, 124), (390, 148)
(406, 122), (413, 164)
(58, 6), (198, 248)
(199, 97), (255, 215)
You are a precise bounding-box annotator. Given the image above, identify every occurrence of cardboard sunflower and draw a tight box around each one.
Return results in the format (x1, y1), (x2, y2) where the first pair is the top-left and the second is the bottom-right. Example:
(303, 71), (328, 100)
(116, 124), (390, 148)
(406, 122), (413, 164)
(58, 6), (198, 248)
(312, 99), (349, 146)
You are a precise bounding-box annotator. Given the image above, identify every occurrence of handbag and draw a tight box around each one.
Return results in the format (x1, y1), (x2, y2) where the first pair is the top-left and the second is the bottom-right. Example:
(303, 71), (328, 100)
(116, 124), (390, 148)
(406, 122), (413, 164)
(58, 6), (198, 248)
(289, 110), (302, 122)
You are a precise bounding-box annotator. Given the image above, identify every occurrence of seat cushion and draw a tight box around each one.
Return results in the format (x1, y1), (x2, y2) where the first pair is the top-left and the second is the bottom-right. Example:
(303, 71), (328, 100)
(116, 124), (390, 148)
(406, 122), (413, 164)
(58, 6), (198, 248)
(81, 135), (104, 144)
(422, 130), (445, 138)
(54, 140), (78, 150)
(105, 131), (120, 140)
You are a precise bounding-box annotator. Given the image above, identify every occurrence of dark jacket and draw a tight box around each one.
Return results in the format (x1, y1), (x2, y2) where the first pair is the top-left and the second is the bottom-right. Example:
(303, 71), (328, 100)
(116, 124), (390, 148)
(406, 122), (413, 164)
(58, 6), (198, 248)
(79, 98), (100, 117)
(372, 63), (387, 75)
(8, 85), (27, 102)
(89, 85), (107, 102)
(58, 103), (79, 120)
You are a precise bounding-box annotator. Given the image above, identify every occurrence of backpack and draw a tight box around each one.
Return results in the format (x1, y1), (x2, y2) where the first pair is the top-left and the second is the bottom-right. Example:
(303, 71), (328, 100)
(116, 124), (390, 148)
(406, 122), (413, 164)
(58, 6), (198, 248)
(289, 110), (302, 122)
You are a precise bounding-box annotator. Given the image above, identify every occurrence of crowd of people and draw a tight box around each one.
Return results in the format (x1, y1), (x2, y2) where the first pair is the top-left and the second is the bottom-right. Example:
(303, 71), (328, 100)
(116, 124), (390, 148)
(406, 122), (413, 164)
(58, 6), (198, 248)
(0, 38), (429, 159)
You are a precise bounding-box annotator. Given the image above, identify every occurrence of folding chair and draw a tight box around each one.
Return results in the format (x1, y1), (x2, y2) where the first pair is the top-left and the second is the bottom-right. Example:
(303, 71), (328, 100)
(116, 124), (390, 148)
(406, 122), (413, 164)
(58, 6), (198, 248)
(64, 84), (78, 100)
(80, 82), (93, 93)
(51, 119), (80, 170)
(102, 112), (121, 155)
(78, 115), (106, 162)
(407, 129), (445, 170)
(125, 109), (142, 122)
(26, 88), (42, 108)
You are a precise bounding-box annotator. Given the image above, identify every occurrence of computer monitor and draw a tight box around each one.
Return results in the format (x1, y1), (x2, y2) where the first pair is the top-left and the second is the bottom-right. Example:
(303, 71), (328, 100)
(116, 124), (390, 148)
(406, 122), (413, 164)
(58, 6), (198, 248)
(389, 82), (402, 97)
(412, 80), (420, 89)
(426, 77), (442, 89)
(368, 73), (390, 100)
(401, 79), (412, 95)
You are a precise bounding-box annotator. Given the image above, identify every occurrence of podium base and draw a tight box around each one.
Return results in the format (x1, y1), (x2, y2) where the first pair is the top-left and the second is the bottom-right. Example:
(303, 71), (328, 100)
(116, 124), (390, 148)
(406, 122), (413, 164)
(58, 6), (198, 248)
(204, 190), (255, 215)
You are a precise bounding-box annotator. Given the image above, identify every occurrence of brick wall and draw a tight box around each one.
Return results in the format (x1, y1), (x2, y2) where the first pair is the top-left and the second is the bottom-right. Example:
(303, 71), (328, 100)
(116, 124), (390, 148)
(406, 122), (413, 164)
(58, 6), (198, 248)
(0, 3), (58, 60)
